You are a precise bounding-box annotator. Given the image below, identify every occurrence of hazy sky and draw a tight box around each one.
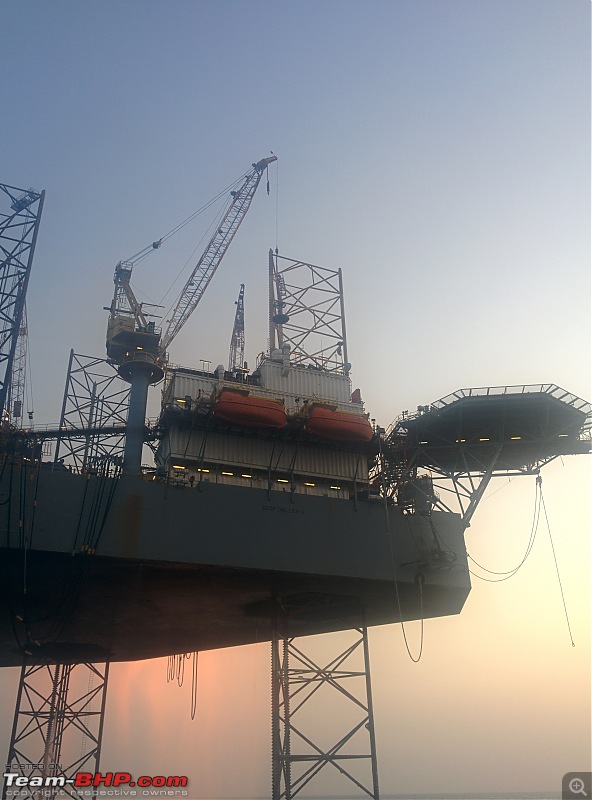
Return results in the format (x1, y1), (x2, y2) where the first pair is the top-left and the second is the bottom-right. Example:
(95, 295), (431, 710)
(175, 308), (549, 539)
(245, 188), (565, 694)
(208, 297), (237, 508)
(1, 1), (590, 797)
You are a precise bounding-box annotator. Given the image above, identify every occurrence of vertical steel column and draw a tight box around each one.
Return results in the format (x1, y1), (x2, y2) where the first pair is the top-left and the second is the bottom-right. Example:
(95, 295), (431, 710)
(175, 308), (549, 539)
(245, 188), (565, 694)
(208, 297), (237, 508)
(271, 620), (380, 799)
(4, 661), (110, 800)
(272, 604), (292, 800)
(122, 366), (151, 475)
(118, 353), (163, 477)
(362, 626), (380, 800)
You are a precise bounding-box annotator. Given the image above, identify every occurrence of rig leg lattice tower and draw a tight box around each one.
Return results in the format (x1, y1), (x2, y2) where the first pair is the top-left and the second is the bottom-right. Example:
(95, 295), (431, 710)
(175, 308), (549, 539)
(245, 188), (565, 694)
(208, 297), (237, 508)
(271, 616), (380, 800)
(4, 661), (110, 800)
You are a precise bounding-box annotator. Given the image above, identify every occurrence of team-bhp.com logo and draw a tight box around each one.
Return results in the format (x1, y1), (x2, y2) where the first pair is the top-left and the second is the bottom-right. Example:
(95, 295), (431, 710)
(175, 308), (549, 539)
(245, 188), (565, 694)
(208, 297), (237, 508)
(3, 773), (188, 794)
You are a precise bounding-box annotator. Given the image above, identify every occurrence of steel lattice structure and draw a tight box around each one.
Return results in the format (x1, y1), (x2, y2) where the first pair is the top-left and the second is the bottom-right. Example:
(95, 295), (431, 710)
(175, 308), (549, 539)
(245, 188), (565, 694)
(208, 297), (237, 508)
(0, 184), (44, 423)
(10, 301), (29, 426)
(228, 283), (245, 372)
(3, 661), (109, 800)
(272, 618), (379, 799)
(269, 251), (349, 374)
(53, 351), (130, 474)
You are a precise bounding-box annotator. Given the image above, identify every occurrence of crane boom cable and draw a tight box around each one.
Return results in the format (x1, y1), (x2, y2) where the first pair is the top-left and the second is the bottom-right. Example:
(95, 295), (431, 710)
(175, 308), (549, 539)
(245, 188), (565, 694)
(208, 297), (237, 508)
(161, 157), (276, 352)
(108, 173), (249, 317)
(161, 171), (261, 350)
(160, 190), (236, 318)
(119, 173), (247, 270)
(158, 176), (245, 245)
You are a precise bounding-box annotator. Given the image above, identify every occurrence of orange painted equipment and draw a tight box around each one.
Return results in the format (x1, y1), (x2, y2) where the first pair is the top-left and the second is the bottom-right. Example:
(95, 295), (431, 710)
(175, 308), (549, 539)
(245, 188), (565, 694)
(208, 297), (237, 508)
(305, 405), (373, 442)
(214, 390), (287, 428)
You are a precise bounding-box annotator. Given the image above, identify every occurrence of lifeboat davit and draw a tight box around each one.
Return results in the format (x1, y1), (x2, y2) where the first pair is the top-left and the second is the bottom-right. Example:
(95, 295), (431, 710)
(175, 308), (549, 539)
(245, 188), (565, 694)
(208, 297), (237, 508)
(214, 389), (287, 429)
(305, 405), (373, 442)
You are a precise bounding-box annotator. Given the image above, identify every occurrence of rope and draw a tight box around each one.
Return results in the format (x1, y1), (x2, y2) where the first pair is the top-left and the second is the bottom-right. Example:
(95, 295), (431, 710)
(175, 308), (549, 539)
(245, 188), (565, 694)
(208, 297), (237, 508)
(377, 441), (424, 662)
(540, 485), (575, 647)
(467, 475), (575, 646)
(468, 475), (540, 582)
(167, 652), (199, 718)
(190, 651), (198, 720)
(480, 476), (513, 504)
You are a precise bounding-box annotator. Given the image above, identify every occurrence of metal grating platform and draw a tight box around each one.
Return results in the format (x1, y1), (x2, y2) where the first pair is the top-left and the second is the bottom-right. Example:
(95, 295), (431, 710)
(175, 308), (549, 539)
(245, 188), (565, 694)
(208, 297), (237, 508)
(385, 384), (591, 474)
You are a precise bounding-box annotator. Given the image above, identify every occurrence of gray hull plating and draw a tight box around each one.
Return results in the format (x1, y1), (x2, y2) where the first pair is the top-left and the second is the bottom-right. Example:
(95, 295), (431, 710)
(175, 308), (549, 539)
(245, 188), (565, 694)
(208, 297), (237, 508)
(0, 467), (470, 665)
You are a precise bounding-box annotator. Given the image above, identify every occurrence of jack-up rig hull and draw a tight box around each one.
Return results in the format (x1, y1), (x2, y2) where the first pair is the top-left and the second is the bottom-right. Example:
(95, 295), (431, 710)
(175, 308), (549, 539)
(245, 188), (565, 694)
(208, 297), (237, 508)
(0, 468), (469, 667)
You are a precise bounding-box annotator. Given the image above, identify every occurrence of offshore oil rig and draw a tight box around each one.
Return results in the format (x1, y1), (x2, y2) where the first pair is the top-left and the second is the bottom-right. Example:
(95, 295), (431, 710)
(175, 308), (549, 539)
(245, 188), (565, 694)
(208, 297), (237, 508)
(1, 165), (590, 800)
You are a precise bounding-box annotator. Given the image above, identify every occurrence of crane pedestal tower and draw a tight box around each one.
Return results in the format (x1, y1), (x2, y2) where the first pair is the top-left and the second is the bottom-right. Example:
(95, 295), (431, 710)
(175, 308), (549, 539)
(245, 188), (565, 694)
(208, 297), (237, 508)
(117, 352), (163, 475)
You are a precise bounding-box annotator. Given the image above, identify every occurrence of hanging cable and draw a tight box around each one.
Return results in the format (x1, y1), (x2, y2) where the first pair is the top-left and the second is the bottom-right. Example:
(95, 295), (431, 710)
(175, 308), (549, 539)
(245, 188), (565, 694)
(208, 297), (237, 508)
(468, 475), (541, 582)
(480, 476), (513, 504)
(166, 652), (198, 717)
(158, 191), (233, 315)
(377, 439), (424, 662)
(540, 483), (575, 647)
(125, 173), (247, 269)
(24, 464), (122, 644)
(112, 169), (249, 313)
(190, 651), (198, 720)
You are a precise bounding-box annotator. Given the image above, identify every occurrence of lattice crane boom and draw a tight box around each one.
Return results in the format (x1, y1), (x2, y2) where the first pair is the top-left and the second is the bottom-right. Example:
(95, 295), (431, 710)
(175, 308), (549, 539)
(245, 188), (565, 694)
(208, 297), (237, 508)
(228, 283), (245, 372)
(0, 184), (44, 423)
(161, 156), (276, 352)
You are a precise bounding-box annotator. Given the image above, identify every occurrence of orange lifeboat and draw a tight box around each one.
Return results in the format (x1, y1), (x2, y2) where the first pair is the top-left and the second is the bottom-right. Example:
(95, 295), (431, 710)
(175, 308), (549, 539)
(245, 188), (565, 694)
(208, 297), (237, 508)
(214, 389), (287, 429)
(305, 405), (373, 442)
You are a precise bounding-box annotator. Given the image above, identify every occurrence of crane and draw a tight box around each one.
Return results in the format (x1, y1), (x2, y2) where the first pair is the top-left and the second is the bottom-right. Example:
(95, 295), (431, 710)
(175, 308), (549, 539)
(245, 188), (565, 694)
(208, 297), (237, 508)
(105, 240), (163, 365)
(228, 283), (245, 373)
(106, 156), (276, 366)
(104, 155), (277, 475)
